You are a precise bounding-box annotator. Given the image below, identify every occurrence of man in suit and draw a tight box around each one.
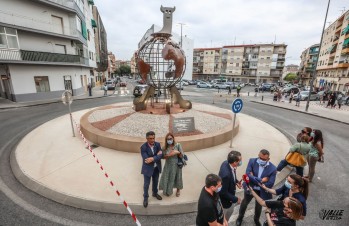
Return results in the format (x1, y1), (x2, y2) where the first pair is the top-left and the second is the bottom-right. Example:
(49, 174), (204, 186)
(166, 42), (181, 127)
(219, 150), (243, 222)
(141, 131), (163, 208)
(236, 149), (277, 226)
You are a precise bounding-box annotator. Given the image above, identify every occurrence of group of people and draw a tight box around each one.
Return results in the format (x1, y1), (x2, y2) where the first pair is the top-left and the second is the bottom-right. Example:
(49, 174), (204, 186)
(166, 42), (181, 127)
(196, 126), (324, 226)
(140, 131), (186, 208)
(322, 91), (345, 109)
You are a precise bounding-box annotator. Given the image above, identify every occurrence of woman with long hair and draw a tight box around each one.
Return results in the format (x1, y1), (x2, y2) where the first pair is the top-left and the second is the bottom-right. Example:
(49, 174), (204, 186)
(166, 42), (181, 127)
(306, 129), (324, 182)
(159, 133), (185, 197)
(260, 174), (308, 219)
(249, 186), (303, 226)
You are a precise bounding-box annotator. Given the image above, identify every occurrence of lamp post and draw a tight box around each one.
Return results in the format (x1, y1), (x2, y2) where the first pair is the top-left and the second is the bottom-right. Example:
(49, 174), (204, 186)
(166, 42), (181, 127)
(176, 22), (186, 93)
(305, 0), (330, 112)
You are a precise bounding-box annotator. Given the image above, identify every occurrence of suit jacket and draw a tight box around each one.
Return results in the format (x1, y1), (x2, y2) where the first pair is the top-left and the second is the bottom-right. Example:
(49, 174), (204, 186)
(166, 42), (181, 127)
(243, 158), (277, 200)
(219, 160), (239, 208)
(140, 142), (163, 177)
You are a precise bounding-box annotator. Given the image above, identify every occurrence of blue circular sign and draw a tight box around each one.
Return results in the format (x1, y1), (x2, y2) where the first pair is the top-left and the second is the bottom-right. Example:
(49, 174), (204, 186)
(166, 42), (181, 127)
(232, 98), (243, 113)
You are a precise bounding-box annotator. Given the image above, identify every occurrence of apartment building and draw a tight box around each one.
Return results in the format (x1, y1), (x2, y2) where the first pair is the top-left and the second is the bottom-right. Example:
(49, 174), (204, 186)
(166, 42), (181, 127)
(298, 44), (319, 85)
(193, 44), (287, 84)
(316, 10), (349, 92)
(107, 51), (116, 77)
(0, 0), (102, 102)
(283, 64), (299, 79)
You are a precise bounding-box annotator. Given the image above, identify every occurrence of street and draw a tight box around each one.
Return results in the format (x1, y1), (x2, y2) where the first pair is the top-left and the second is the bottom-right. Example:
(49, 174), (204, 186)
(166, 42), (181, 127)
(0, 85), (348, 226)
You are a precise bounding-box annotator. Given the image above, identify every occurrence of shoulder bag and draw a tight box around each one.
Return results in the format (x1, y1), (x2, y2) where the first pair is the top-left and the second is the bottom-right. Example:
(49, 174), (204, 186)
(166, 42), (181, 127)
(285, 144), (306, 167)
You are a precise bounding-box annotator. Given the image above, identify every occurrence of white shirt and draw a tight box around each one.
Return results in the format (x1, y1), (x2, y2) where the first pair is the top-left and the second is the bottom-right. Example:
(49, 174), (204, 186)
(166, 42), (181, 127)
(150, 145), (157, 168)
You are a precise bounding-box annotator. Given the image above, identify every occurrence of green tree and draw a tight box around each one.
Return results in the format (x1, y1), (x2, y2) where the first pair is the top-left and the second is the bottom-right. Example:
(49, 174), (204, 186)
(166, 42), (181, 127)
(119, 65), (131, 76)
(284, 73), (298, 82)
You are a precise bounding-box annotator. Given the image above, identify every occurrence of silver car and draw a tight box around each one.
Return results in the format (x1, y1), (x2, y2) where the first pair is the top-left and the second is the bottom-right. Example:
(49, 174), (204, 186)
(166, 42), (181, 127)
(298, 91), (319, 101)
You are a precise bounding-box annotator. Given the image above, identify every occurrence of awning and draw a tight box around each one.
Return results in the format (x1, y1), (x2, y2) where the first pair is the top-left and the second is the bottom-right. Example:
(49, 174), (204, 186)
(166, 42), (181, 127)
(343, 38), (349, 46)
(88, 0), (94, 5)
(342, 25), (349, 35)
(91, 19), (97, 28)
(81, 21), (87, 40)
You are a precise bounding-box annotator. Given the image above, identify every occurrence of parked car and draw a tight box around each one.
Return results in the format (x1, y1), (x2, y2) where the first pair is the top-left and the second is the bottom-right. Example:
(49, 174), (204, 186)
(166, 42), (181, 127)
(296, 91), (320, 101)
(175, 83), (184, 90)
(105, 81), (116, 90)
(188, 80), (197, 85)
(119, 81), (127, 87)
(216, 82), (230, 89)
(282, 86), (300, 95)
(197, 82), (212, 88)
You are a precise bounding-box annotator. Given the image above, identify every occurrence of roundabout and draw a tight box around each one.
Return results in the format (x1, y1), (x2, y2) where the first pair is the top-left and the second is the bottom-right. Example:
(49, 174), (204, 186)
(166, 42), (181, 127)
(11, 102), (291, 216)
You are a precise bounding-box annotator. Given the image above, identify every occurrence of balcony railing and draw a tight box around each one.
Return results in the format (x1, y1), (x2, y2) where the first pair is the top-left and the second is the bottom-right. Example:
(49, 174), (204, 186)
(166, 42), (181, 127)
(277, 57), (285, 61)
(0, 49), (88, 65)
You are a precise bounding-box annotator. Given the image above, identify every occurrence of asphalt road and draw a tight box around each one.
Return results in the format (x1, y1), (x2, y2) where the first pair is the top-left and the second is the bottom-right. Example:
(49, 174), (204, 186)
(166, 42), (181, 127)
(0, 85), (348, 226)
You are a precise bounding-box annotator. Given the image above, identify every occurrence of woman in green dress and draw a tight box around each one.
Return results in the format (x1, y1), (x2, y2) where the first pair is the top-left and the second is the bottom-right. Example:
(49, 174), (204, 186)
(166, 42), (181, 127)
(159, 133), (184, 197)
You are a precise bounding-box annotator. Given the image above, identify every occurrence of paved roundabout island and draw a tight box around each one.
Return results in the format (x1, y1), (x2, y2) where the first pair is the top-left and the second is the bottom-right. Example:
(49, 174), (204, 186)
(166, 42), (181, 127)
(11, 102), (291, 216)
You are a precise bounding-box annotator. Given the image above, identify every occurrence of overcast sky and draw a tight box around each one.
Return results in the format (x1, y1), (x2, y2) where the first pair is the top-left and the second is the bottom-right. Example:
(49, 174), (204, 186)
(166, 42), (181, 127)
(95, 0), (348, 65)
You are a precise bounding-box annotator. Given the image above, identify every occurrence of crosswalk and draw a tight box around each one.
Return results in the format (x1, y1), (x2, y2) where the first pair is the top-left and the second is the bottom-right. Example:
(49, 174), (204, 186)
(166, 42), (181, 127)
(111, 90), (130, 96)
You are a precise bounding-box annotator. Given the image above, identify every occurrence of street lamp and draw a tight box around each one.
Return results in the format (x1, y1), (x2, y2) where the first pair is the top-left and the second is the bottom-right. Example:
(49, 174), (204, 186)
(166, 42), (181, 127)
(176, 22), (187, 93)
(305, 0), (330, 112)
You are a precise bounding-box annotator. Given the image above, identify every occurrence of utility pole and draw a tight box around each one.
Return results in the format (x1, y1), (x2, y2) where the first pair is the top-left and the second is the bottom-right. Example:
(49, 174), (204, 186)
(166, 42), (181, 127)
(177, 22), (186, 47)
(177, 22), (186, 92)
(305, 0), (330, 112)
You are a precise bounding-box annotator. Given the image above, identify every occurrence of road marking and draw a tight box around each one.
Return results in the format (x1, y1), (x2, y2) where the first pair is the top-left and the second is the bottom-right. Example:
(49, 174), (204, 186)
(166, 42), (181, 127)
(0, 126), (100, 226)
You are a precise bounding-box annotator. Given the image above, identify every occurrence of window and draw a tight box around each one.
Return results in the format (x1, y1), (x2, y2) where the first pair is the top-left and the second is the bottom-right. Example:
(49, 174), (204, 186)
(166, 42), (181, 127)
(236, 63), (239, 67)
(34, 76), (50, 92)
(55, 44), (66, 54)
(0, 26), (19, 49)
(76, 16), (82, 32)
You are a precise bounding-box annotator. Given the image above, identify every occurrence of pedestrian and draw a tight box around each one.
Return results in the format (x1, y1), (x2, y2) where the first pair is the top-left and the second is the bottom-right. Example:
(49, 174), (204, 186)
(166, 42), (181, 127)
(337, 92), (344, 109)
(296, 127), (312, 143)
(295, 92), (301, 107)
(289, 91), (294, 103)
(87, 83), (92, 96)
(237, 85), (241, 97)
(277, 89), (282, 102)
(260, 174), (308, 220)
(236, 149), (277, 226)
(159, 133), (185, 197)
(305, 129), (324, 182)
(103, 83), (108, 96)
(331, 92), (337, 108)
(228, 85), (232, 95)
(196, 174), (227, 226)
(140, 131), (163, 208)
(276, 134), (310, 177)
(248, 185), (304, 226)
(327, 92), (335, 108)
(218, 150), (242, 222)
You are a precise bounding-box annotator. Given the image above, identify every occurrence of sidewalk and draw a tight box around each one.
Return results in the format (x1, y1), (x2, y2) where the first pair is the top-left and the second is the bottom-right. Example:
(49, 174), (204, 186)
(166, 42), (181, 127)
(250, 94), (349, 125)
(0, 86), (121, 109)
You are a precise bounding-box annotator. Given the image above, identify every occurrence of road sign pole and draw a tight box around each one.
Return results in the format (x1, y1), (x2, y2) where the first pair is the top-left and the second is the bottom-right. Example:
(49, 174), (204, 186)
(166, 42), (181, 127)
(63, 91), (75, 137)
(68, 102), (75, 137)
(230, 113), (237, 148)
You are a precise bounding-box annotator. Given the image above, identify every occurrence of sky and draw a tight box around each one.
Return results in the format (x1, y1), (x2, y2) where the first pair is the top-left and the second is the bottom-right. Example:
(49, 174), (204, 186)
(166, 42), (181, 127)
(95, 0), (349, 65)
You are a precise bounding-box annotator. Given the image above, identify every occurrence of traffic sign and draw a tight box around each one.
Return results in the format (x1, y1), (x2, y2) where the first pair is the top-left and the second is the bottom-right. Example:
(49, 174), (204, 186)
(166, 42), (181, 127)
(62, 91), (73, 105)
(232, 98), (243, 113)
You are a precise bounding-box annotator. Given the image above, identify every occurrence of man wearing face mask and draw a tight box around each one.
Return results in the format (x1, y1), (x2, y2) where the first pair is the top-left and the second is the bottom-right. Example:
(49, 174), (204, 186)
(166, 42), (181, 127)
(196, 174), (228, 226)
(218, 150), (243, 222)
(236, 149), (277, 226)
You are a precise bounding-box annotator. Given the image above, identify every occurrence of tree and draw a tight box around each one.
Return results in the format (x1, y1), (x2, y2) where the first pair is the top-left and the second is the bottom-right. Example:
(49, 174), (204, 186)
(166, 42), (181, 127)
(114, 65), (131, 76)
(284, 73), (298, 82)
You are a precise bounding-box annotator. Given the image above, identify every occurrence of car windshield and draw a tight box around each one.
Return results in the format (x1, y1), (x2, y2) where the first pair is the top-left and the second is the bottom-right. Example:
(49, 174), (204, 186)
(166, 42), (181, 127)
(300, 91), (309, 95)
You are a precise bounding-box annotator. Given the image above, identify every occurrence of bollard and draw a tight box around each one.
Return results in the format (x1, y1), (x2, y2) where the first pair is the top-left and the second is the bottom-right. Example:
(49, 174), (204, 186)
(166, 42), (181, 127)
(248, 92), (250, 96)
(262, 96), (264, 101)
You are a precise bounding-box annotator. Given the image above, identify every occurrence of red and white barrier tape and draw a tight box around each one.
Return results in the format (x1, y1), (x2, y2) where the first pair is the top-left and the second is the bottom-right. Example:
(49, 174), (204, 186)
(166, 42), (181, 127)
(72, 116), (141, 226)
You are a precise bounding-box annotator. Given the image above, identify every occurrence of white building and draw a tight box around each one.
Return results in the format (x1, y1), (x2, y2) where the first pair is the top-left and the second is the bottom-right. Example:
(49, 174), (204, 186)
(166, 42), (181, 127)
(0, 0), (98, 102)
(138, 24), (194, 81)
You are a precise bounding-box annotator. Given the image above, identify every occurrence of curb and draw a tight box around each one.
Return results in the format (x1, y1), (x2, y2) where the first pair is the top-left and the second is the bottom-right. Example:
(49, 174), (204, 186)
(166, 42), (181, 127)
(251, 100), (349, 126)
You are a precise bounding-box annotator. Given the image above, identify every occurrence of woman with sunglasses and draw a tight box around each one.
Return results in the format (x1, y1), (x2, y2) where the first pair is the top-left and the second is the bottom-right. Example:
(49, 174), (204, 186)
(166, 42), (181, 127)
(248, 185), (303, 226)
(296, 127), (312, 142)
(159, 133), (185, 197)
(260, 174), (308, 220)
(305, 129), (324, 182)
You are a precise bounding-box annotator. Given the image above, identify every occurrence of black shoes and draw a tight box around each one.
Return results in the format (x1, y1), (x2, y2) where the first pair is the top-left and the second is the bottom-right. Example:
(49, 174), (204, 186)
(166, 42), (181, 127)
(152, 193), (162, 200)
(143, 199), (148, 208)
(254, 219), (261, 226)
(236, 219), (242, 226)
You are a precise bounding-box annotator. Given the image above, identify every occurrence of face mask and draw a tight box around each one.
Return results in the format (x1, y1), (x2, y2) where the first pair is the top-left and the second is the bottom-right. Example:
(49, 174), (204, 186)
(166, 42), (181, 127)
(167, 139), (173, 145)
(310, 132), (315, 138)
(257, 158), (267, 166)
(215, 186), (222, 193)
(284, 180), (292, 189)
(238, 161), (242, 167)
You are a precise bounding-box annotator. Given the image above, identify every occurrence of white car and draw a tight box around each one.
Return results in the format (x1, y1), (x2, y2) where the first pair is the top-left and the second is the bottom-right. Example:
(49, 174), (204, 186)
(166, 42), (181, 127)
(197, 82), (212, 88)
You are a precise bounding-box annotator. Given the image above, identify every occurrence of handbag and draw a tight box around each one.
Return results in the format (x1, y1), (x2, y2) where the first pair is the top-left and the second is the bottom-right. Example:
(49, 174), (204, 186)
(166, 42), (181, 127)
(285, 152), (306, 167)
(176, 143), (188, 168)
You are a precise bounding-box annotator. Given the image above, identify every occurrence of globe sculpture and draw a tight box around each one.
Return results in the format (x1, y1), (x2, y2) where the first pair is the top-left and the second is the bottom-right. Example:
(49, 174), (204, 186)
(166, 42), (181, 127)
(134, 6), (192, 112)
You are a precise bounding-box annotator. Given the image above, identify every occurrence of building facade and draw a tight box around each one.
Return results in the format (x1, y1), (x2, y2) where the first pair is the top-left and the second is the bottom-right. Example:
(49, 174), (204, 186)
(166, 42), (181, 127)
(0, 0), (101, 102)
(193, 44), (287, 84)
(298, 44), (319, 85)
(107, 51), (116, 78)
(316, 10), (349, 92)
(283, 64), (299, 80)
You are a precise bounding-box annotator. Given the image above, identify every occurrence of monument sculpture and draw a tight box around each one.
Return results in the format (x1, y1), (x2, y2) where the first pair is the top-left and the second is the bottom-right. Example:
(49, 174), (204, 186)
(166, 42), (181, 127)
(134, 6), (192, 111)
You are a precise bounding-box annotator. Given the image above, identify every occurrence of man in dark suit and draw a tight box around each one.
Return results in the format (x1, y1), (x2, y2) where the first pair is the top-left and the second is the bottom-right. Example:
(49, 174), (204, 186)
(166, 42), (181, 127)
(236, 149), (277, 226)
(141, 131), (163, 208)
(219, 150), (243, 222)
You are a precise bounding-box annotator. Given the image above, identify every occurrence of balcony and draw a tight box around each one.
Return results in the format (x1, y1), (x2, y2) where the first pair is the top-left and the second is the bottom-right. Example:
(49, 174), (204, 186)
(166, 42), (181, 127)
(0, 49), (88, 65)
(36, 0), (85, 20)
(338, 61), (349, 68)
(277, 57), (285, 61)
